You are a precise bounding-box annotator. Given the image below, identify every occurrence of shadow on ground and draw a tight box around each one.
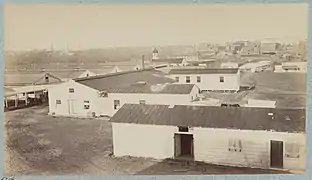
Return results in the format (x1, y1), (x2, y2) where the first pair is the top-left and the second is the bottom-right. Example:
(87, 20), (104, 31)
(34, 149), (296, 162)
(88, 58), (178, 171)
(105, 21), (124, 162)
(135, 159), (291, 175)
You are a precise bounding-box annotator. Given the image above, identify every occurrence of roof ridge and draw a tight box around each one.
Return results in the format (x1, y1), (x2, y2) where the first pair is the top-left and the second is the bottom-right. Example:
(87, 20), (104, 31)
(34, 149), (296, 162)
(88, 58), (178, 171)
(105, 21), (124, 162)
(74, 67), (155, 82)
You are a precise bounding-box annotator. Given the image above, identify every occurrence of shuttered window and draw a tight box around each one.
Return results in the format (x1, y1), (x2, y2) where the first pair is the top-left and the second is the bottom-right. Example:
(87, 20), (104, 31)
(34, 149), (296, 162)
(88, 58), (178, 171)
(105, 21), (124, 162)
(285, 142), (300, 158)
(229, 139), (242, 152)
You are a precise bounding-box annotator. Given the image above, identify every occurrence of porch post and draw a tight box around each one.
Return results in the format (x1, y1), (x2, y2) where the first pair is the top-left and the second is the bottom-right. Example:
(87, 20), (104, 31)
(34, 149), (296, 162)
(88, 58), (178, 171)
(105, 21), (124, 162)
(25, 92), (29, 105)
(15, 94), (19, 107)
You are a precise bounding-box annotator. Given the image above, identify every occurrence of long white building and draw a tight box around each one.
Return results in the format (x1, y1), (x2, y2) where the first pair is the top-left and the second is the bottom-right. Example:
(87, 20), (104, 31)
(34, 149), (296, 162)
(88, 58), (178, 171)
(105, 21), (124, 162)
(110, 104), (306, 172)
(168, 68), (240, 92)
(48, 69), (200, 118)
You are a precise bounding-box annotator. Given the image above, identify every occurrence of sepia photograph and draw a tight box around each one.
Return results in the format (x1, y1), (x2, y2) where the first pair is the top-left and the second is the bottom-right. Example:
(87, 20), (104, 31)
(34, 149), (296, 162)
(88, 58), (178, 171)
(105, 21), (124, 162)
(3, 3), (308, 176)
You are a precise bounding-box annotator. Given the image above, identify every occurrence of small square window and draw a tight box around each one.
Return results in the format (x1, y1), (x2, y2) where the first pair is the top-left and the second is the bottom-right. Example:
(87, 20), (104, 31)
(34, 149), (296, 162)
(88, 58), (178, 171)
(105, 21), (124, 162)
(186, 76), (191, 83)
(69, 88), (75, 93)
(56, 100), (61, 104)
(175, 77), (179, 82)
(178, 126), (189, 132)
(197, 76), (201, 83)
(220, 76), (224, 83)
(114, 100), (120, 110)
(84, 100), (90, 109)
(139, 100), (146, 105)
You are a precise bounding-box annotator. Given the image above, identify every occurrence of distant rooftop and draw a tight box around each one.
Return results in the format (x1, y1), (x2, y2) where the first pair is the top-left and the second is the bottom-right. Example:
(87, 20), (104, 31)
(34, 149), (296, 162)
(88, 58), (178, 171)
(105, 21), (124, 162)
(110, 104), (305, 133)
(151, 58), (184, 64)
(4, 72), (62, 86)
(169, 68), (239, 75)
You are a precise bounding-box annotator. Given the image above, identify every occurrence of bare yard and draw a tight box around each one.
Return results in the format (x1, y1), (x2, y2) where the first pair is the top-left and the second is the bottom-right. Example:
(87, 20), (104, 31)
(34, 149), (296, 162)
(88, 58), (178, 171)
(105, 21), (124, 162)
(4, 106), (290, 175)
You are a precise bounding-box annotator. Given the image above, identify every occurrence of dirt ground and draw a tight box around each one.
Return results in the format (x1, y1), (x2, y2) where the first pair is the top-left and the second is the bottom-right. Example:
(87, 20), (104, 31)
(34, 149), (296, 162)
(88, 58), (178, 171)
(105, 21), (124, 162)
(4, 106), (291, 175)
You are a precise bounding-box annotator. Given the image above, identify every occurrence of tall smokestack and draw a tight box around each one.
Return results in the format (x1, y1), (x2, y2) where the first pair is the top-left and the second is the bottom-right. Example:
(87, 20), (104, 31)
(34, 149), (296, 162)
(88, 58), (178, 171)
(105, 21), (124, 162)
(141, 55), (145, 69)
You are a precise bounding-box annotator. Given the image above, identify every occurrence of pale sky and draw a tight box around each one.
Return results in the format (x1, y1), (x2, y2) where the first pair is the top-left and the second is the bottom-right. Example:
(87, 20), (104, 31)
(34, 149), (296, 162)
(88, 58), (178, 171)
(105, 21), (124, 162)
(4, 4), (308, 51)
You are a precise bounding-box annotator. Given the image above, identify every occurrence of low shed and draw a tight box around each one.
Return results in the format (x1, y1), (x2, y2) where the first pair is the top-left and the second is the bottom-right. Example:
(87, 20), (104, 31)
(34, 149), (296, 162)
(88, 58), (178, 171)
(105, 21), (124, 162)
(110, 104), (306, 172)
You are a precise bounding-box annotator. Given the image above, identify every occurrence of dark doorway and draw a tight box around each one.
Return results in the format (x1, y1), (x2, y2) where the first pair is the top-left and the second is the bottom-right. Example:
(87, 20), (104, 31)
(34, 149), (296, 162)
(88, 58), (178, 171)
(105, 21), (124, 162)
(270, 140), (284, 168)
(174, 133), (194, 159)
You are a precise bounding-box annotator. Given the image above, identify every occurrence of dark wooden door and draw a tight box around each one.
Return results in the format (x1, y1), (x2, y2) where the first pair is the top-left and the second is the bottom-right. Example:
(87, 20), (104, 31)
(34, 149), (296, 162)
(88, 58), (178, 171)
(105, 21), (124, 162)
(181, 134), (193, 156)
(270, 140), (283, 168)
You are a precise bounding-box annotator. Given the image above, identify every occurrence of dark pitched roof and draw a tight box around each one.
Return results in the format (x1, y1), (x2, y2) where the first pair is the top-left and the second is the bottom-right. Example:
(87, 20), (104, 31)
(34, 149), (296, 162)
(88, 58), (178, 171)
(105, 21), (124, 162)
(169, 68), (239, 75)
(75, 68), (175, 91)
(108, 83), (195, 94)
(152, 58), (184, 64)
(110, 104), (305, 133)
(153, 48), (158, 53)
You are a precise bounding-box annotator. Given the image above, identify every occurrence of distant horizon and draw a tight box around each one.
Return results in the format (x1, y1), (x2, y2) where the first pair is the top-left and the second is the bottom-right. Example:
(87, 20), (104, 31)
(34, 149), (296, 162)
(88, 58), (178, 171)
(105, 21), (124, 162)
(4, 4), (308, 51)
(4, 37), (307, 53)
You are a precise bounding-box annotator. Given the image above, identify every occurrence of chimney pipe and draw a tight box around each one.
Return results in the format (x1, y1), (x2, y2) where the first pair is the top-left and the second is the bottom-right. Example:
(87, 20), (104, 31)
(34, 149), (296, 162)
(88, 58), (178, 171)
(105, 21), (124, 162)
(142, 55), (145, 69)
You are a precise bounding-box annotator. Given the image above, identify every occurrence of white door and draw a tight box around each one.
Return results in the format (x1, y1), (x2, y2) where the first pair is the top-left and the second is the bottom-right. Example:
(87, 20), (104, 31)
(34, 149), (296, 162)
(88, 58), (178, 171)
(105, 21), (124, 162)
(68, 99), (77, 114)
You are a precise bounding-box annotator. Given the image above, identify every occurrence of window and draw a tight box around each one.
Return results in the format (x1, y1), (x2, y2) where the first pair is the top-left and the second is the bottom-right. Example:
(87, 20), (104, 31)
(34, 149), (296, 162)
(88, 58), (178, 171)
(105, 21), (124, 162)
(139, 100), (146, 105)
(186, 76), (191, 83)
(197, 76), (201, 83)
(220, 76), (224, 83)
(178, 126), (189, 132)
(86, 73), (89, 77)
(228, 139), (242, 152)
(69, 88), (75, 93)
(45, 76), (49, 83)
(114, 100), (120, 110)
(285, 142), (300, 158)
(84, 100), (90, 109)
(56, 100), (61, 104)
(99, 91), (108, 97)
(175, 76), (179, 82)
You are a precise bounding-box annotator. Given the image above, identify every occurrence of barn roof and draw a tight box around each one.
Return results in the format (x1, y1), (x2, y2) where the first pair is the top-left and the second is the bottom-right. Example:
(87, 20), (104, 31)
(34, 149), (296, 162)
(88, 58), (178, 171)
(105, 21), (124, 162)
(169, 68), (239, 75)
(110, 104), (305, 133)
(75, 68), (176, 91)
(108, 83), (195, 94)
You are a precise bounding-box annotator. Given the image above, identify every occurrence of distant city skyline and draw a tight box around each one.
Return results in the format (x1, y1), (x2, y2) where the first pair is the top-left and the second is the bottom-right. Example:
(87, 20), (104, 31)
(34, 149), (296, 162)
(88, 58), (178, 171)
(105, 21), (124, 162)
(4, 4), (308, 51)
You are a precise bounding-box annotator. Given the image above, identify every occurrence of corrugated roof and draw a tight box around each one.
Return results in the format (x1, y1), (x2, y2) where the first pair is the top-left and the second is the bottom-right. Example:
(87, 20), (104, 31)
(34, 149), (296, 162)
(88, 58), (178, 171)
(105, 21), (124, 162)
(110, 104), (305, 133)
(169, 68), (239, 75)
(108, 83), (195, 94)
(75, 68), (176, 91)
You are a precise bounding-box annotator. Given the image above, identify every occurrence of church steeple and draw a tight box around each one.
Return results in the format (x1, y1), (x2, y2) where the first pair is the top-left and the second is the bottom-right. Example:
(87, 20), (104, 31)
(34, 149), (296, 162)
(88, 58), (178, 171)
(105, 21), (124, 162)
(152, 47), (159, 59)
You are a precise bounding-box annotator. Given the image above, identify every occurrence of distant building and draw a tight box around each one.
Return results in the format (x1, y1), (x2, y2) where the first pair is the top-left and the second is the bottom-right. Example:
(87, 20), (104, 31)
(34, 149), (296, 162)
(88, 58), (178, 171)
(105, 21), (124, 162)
(245, 99), (276, 108)
(110, 104), (306, 172)
(259, 38), (283, 54)
(239, 61), (272, 73)
(274, 62), (307, 73)
(151, 47), (188, 67)
(169, 68), (240, 92)
(152, 47), (159, 60)
(221, 62), (239, 68)
(151, 58), (187, 67)
(4, 72), (63, 87)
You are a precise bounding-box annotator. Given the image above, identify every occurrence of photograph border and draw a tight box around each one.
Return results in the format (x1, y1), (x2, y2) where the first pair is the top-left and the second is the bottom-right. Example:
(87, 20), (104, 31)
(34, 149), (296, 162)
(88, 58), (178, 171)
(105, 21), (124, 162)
(0, 0), (310, 180)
